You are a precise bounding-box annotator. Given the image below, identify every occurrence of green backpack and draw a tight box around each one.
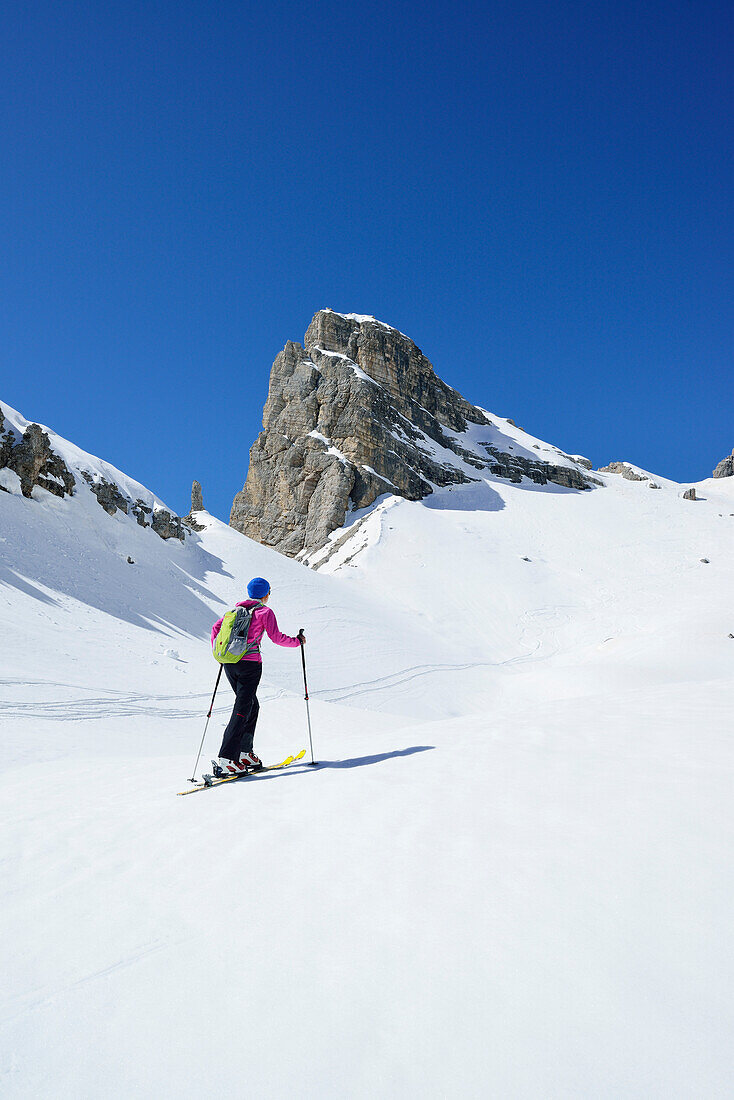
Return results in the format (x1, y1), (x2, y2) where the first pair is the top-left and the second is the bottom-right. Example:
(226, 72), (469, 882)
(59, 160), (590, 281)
(212, 603), (262, 664)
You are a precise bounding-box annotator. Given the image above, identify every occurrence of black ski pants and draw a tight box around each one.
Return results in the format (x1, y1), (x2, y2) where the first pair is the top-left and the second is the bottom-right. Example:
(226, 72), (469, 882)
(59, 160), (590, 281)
(218, 660), (262, 761)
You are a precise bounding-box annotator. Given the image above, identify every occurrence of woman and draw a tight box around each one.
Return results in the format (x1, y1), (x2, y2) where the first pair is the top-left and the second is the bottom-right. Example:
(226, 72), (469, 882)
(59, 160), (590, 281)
(211, 577), (304, 772)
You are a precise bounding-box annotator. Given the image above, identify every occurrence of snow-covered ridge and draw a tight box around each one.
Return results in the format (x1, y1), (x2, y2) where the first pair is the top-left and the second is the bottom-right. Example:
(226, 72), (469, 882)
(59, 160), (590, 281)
(1, 401), (168, 507)
(0, 400), (187, 539)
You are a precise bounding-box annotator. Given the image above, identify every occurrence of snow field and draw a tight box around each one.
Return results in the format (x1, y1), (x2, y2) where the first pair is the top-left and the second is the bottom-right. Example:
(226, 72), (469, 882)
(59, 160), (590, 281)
(3, 688), (732, 1097)
(1, 415), (734, 1097)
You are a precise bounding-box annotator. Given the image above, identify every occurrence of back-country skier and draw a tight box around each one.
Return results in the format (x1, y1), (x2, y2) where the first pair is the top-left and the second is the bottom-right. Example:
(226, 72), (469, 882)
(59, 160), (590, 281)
(211, 577), (304, 773)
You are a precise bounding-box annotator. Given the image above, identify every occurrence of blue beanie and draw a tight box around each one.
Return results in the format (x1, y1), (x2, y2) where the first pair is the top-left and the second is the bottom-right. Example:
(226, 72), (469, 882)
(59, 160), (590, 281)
(247, 577), (271, 599)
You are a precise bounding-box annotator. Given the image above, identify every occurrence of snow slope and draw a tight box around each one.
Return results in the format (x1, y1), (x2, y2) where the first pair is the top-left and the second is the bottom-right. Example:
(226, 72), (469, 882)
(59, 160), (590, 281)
(0, 402), (173, 511)
(1, 404), (734, 1098)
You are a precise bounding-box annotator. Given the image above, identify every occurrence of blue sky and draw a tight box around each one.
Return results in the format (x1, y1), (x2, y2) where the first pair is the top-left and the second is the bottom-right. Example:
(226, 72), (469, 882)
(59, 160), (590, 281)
(2, 0), (731, 520)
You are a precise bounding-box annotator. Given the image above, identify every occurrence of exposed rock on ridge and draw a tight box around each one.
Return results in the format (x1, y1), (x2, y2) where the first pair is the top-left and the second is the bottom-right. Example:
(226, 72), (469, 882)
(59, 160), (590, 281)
(0, 410), (76, 498)
(230, 310), (595, 558)
(598, 461), (649, 482)
(712, 449), (734, 478)
(79, 471), (186, 540)
(1, 403), (186, 542)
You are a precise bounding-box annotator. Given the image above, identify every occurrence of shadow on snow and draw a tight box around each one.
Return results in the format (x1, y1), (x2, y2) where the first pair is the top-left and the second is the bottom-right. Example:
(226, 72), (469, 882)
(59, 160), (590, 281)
(313, 745), (435, 768)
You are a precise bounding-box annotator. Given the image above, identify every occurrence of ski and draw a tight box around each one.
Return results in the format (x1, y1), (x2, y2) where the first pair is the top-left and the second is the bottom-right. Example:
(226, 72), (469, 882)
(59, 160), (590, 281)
(177, 749), (306, 795)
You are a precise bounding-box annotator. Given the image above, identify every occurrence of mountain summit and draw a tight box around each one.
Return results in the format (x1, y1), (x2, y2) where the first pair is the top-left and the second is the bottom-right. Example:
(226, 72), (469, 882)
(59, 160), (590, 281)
(230, 310), (594, 558)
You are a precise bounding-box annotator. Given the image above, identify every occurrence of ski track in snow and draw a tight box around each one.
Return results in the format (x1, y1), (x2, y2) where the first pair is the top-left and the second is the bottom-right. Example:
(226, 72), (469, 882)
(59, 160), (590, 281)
(0, 678), (240, 720)
(311, 644), (550, 705)
(313, 660), (494, 702)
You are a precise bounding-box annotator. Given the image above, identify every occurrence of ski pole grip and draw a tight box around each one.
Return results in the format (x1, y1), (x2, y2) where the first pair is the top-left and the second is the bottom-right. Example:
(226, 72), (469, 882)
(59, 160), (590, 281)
(298, 628), (305, 644)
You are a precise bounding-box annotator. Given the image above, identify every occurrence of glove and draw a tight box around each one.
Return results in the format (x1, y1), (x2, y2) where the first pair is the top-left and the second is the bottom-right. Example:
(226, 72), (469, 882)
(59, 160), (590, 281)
(297, 628), (306, 644)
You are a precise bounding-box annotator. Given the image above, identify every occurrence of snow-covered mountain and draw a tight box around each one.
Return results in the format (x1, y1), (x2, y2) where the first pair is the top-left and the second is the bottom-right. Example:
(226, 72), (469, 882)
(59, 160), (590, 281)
(2, 397), (733, 1097)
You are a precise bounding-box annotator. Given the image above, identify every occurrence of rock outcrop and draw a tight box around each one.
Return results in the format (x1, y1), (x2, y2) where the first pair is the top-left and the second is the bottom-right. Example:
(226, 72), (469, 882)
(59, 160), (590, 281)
(151, 508), (186, 541)
(598, 461), (648, 482)
(0, 411), (75, 498)
(712, 449), (734, 478)
(81, 472), (129, 515)
(78, 471), (186, 540)
(1, 403), (186, 542)
(231, 310), (595, 558)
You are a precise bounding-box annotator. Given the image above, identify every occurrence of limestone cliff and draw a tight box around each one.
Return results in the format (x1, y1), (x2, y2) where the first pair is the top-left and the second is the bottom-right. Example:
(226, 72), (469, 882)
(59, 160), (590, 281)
(230, 310), (595, 558)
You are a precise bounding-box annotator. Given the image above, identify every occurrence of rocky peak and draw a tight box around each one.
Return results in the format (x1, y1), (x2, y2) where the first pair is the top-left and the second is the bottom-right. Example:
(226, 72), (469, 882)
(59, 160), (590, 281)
(303, 310), (484, 433)
(230, 310), (595, 559)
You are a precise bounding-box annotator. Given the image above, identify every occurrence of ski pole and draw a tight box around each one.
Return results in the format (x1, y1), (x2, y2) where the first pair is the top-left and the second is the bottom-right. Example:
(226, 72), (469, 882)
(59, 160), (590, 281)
(188, 664), (223, 782)
(298, 630), (317, 766)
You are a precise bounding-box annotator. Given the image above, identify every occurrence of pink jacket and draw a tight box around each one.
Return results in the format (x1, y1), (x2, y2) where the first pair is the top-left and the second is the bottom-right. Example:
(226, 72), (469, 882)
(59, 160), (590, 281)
(210, 600), (300, 663)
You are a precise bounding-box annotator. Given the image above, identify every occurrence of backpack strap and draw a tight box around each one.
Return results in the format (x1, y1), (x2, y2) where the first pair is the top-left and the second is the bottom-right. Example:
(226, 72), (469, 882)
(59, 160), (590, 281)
(243, 600), (265, 655)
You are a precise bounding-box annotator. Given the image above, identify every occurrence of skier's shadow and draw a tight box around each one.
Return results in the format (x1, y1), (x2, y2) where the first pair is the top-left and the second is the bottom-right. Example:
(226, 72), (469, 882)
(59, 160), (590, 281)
(313, 746), (434, 769)
(214, 746), (435, 787)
